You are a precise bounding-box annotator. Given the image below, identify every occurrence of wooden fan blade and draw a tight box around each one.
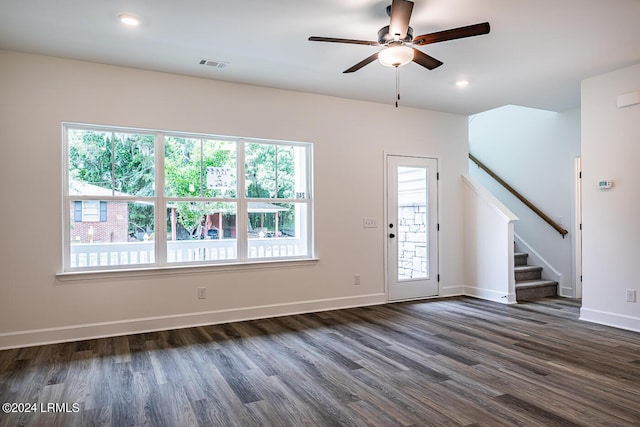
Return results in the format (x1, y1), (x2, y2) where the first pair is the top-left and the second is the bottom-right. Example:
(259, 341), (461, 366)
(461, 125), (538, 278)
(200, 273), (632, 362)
(412, 49), (443, 70)
(309, 36), (379, 46)
(343, 52), (380, 73)
(389, 0), (414, 40)
(413, 22), (490, 46)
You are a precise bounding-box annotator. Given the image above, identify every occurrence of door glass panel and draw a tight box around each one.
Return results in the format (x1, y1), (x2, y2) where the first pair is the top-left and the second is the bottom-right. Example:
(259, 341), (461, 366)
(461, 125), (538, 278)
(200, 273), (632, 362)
(397, 166), (428, 281)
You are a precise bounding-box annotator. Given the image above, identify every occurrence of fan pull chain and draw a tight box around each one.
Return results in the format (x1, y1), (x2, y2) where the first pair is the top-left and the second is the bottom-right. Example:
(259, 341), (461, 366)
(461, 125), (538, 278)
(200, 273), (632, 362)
(395, 66), (400, 108)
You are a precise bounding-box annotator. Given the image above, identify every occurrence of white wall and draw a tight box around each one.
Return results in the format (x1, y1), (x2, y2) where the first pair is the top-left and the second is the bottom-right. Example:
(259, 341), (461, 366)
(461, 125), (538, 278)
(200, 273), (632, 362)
(0, 50), (468, 348)
(580, 63), (640, 332)
(463, 175), (518, 303)
(468, 105), (581, 297)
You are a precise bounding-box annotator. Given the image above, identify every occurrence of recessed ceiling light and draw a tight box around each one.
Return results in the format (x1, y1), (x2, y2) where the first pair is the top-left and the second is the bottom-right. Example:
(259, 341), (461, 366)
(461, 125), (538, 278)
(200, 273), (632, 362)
(456, 80), (470, 88)
(118, 14), (140, 26)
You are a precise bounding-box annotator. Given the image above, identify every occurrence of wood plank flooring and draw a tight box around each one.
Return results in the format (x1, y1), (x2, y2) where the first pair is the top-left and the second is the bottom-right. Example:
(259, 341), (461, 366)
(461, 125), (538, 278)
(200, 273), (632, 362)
(1, 297), (639, 426)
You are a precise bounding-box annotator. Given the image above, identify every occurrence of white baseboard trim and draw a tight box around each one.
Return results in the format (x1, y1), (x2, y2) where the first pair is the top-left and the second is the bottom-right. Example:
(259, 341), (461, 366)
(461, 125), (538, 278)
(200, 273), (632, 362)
(11, 292), (633, 350)
(465, 286), (516, 304)
(559, 285), (574, 298)
(579, 307), (640, 333)
(439, 284), (466, 297)
(0, 293), (386, 350)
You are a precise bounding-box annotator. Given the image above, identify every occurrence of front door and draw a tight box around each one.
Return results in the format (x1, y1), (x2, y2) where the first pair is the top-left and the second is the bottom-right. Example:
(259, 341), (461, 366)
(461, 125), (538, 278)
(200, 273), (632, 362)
(386, 155), (439, 301)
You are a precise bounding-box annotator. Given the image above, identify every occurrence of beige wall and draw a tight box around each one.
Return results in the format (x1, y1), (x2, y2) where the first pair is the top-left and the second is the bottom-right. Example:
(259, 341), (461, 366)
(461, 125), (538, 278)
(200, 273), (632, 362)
(0, 50), (468, 348)
(580, 63), (640, 332)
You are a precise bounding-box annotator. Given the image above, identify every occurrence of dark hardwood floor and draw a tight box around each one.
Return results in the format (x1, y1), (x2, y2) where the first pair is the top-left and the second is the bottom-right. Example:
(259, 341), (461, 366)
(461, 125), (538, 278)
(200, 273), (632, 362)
(1, 297), (639, 426)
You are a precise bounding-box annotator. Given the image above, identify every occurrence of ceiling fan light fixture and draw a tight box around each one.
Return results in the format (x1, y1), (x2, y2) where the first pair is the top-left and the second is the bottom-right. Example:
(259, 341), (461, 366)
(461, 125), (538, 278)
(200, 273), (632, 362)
(118, 14), (140, 26)
(378, 45), (414, 68)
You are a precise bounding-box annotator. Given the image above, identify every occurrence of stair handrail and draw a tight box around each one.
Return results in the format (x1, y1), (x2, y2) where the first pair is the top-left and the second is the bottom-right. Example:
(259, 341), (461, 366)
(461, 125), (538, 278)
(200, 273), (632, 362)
(469, 153), (568, 237)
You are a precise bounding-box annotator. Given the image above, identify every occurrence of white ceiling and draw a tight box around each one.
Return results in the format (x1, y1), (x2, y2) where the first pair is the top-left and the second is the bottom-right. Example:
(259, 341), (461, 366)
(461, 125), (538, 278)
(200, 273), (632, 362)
(1, 0), (639, 115)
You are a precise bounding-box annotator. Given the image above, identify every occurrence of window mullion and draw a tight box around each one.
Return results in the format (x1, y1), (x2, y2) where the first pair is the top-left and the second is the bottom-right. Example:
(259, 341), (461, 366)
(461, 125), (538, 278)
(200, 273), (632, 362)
(111, 132), (116, 196)
(156, 133), (167, 266)
(237, 139), (247, 261)
(200, 138), (204, 196)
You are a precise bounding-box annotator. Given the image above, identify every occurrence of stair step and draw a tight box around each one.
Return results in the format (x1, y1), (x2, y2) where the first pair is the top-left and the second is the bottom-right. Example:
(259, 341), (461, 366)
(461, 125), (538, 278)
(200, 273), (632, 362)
(515, 279), (556, 289)
(515, 280), (558, 301)
(515, 265), (542, 281)
(514, 252), (528, 266)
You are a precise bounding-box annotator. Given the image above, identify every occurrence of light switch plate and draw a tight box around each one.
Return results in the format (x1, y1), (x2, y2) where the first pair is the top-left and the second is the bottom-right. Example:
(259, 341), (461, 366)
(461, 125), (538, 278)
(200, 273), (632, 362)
(363, 218), (377, 228)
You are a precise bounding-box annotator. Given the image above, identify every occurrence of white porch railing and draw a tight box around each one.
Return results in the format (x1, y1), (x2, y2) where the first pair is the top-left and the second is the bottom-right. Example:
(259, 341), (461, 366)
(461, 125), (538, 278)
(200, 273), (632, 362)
(70, 241), (155, 268)
(69, 237), (302, 268)
(167, 239), (237, 263)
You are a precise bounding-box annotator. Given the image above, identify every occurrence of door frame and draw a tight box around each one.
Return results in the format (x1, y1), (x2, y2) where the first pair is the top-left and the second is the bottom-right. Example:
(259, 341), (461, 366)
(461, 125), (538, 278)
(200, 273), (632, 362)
(383, 152), (440, 302)
(574, 156), (582, 299)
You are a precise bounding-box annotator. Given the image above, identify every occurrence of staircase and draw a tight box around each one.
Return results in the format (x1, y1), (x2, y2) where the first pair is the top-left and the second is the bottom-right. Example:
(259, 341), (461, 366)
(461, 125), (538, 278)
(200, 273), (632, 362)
(515, 252), (557, 301)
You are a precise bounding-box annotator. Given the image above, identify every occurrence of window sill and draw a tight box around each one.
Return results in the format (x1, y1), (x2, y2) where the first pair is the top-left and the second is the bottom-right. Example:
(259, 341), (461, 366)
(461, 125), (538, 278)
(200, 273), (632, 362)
(56, 257), (320, 283)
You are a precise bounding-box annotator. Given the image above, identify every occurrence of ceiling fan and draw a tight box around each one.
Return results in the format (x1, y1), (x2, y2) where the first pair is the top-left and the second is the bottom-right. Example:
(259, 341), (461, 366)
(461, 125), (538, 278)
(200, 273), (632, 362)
(308, 0), (490, 73)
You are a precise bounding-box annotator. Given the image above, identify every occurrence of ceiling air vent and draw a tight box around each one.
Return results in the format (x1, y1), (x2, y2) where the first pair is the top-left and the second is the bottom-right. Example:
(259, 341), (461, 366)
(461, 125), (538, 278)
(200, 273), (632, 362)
(198, 58), (228, 69)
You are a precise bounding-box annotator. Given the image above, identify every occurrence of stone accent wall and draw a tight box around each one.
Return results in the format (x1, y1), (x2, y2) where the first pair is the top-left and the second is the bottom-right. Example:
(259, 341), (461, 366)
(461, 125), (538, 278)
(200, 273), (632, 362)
(397, 205), (428, 280)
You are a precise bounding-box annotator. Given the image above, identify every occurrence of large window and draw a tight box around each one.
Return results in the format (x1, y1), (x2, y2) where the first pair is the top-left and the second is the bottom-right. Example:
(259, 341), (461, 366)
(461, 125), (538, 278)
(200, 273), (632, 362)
(63, 124), (313, 272)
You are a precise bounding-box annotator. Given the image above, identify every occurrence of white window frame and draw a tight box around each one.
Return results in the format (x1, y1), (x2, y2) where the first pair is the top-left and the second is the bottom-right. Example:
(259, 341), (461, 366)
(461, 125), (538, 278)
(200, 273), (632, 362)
(80, 200), (104, 222)
(62, 123), (314, 274)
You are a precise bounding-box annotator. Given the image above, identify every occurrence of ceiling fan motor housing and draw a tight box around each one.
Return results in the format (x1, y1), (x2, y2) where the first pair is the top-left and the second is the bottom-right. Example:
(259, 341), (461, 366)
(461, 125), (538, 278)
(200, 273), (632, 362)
(378, 25), (413, 44)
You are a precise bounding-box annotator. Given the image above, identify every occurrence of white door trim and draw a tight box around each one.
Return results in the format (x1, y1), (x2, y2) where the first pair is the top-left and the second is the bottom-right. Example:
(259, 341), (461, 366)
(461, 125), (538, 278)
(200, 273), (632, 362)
(574, 156), (583, 299)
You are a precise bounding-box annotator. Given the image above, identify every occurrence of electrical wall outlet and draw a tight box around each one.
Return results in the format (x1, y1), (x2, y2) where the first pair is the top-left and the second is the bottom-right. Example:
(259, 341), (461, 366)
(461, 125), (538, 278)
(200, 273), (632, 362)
(197, 287), (207, 299)
(626, 289), (636, 303)
(354, 274), (361, 286)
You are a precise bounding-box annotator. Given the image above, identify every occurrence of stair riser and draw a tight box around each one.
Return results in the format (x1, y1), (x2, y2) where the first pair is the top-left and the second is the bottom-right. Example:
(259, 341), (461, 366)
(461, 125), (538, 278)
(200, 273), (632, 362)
(514, 254), (528, 266)
(513, 252), (558, 301)
(515, 270), (542, 281)
(516, 285), (557, 301)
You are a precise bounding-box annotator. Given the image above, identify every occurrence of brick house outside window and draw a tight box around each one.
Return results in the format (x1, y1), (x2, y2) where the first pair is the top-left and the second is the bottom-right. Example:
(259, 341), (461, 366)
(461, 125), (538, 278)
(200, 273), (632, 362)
(69, 181), (130, 243)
